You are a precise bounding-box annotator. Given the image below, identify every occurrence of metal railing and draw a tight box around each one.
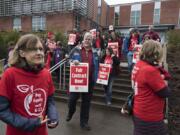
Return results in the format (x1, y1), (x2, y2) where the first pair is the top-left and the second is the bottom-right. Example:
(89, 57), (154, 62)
(49, 58), (69, 91)
(0, 0), (93, 17)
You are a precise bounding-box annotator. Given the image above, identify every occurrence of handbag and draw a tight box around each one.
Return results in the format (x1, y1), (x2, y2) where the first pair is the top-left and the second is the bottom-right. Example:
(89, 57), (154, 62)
(121, 93), (134, 115)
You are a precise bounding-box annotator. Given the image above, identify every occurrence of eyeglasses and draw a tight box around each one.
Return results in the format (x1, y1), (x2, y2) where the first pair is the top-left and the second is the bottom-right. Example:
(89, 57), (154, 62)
(25, 47), (44, 52)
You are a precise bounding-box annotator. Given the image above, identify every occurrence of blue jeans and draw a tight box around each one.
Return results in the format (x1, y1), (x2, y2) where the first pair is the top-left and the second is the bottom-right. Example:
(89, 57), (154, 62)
(103, 75), (114, 103)
(127, 51), (134, 73)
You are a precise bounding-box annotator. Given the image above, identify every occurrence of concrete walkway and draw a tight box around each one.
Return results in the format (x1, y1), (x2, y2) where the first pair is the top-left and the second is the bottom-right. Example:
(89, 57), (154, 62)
(0, 102), (133, 135)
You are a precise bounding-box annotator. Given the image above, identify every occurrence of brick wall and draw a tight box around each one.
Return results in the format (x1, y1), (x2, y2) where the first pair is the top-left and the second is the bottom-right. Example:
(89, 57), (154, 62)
(46, 13), (74, 33)
(101, 0), (108, 26)
(120, 5), (131, 26)
(108, 7), (114, 26)
(161, 0), (180, 25)
(0, 17), (12, 31)
(141, 3), (154, 25)
(21, 16), (32, 32)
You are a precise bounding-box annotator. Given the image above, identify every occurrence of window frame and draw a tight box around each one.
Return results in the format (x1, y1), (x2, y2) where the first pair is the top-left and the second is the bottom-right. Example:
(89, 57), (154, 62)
(32, 16), (46, 31)
(13, 17), (21, 31)
(130, 4), (141, 26)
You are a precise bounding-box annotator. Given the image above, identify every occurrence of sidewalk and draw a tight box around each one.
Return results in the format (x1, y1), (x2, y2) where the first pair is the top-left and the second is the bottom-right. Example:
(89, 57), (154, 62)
(48, 102), (133, 135)
(0, 102), (133, 135)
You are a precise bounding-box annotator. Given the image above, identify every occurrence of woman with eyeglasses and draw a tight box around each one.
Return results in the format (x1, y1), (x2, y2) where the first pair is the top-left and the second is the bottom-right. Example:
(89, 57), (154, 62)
(0, 34), (59, 135)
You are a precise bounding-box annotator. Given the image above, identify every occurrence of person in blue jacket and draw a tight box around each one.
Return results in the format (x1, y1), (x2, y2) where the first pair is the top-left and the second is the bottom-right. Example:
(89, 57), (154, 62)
(66, 32), (99, 131)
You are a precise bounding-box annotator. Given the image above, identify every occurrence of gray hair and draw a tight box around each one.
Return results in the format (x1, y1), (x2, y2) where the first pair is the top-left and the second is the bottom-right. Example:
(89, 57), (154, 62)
(83, 32), (93, 41)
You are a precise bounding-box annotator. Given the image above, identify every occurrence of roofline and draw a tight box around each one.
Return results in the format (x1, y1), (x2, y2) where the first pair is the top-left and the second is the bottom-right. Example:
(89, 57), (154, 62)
(102, 24), (176, 31)
(108, 0), (168, 7)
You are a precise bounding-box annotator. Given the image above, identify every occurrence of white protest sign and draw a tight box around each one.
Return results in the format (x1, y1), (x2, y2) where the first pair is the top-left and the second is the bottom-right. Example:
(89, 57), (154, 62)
(69, 63), (89, 92)
(97, 64), (111, 85)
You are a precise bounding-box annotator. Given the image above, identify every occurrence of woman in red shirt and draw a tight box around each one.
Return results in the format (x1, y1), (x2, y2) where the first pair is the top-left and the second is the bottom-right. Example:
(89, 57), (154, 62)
(132, 40), (170, 135)
(101, 47), (120, 105)
(0, 34), (59, 135)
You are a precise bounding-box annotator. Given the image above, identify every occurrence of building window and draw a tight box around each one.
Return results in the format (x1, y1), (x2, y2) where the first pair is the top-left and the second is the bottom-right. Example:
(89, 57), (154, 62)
(130, 4), (141, 26)
(114, 6), (120, 26)
(13, 17), (21, 31)
(32, 16), (46, 31)
(97, 0), (101, 25)
(153, 1), (161, 24)
(98, 0), (101, 7)
(75, 16), (80, 30)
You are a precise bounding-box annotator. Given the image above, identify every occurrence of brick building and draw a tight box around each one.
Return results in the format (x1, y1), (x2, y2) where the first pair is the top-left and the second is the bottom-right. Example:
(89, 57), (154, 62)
(0, 0), (108, 33)
(104, 0), (180, 42)
(0, 0), (180, 39)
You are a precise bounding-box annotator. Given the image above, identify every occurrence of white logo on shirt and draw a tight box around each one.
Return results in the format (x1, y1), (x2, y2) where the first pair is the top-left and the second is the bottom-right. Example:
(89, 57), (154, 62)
(17, 85), (47, 116)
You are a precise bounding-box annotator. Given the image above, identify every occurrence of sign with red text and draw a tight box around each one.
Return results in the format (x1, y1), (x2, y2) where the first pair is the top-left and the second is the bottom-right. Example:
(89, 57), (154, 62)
(69, 63), (89, 92)
(68, 34), (76, 45)
(108, 42), (119, 57)
(96, 64), (111, 85)
(132, 44), (142, 63)
(90, 29), (96, 39)
(48, 39), (56, 50)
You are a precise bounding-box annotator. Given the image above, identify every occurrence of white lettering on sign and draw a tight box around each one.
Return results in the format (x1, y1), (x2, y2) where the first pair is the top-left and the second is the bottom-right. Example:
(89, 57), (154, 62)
(72, 73), (87, 78)
(99, 71), (107, 75)
(75, 79), (84, 83)
(75, 68), (83, 72)
(100, 75), (106, 79)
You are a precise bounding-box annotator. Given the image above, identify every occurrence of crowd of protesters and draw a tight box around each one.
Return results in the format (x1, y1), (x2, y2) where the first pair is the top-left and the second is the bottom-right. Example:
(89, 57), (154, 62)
(0, 24), (171, 135)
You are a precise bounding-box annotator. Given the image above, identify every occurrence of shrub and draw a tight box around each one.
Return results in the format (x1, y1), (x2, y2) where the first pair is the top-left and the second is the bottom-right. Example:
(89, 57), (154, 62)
(167, 30), (180, 50)
(0, 31), (21, 59)
(55, 32), (68, 47)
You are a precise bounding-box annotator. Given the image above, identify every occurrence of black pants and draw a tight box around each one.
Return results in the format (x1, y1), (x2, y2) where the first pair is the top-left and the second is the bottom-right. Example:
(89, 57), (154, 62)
(68, 85), (93, 126)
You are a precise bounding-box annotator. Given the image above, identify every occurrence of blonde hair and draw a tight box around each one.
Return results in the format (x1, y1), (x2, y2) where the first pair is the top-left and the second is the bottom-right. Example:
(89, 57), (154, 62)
(139, 40), (163, 64)
(8, 34), (41, 67)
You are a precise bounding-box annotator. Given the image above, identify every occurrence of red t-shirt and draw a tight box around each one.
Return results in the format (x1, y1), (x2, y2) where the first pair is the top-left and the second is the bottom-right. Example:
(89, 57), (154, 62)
(0, 67), (55, 135)
(132, 61), (166, 121)
(95, 38), (101, 48)
(128, 36), (138, 51)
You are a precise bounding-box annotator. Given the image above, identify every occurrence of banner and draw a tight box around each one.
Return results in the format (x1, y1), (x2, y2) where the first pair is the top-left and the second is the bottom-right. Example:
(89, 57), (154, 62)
(96, 63), (111, 85)
(69, 63), (89, 92)
(68, 34), (76, 45)
(90, 29), (96, 39)
(108, 42), (119, 57)
(132, 44), (142, 63)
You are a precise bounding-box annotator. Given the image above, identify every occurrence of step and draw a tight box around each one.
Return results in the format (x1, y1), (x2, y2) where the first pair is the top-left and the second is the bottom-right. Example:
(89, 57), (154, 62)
(54, 94), (123, 111)
(93, 86), (133, 96)
(113, 78), (131, 84)
(55, 89), (128, 105)
(92, 93), (127, 104)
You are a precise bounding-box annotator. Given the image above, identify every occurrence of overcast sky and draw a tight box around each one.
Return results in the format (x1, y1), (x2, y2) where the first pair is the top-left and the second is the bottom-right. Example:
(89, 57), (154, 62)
(104, 0), (152, 5)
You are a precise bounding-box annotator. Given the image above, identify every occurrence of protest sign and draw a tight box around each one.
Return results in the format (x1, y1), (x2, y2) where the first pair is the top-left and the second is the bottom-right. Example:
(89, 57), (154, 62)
(108, 42), (119, 57)
(132, 44), (142, 63)
(97, 63), (111, 85)
(68, 34), (76, 45)
(69, 63), (89, 92)
(90, 29), (96, 39)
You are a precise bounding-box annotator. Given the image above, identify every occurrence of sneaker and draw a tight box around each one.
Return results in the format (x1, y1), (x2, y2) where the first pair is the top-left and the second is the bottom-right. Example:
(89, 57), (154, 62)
(107, 101), (111, 106)
(81, 124), (91, 131)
